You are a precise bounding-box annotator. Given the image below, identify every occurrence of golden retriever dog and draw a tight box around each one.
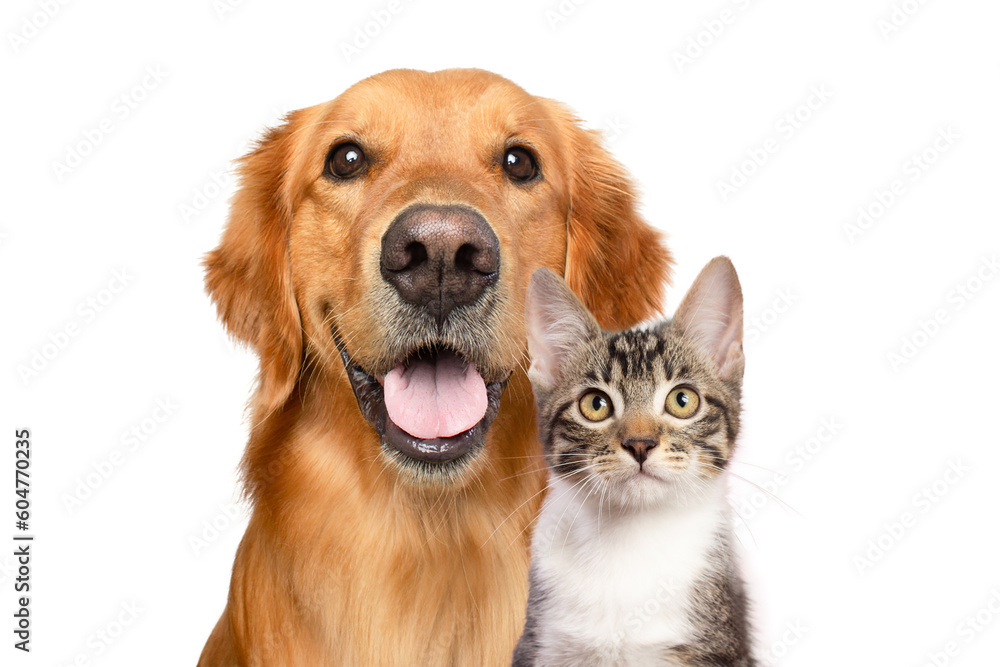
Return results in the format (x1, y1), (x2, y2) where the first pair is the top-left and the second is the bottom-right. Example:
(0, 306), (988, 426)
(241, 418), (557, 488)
(199, 68), (672, 666)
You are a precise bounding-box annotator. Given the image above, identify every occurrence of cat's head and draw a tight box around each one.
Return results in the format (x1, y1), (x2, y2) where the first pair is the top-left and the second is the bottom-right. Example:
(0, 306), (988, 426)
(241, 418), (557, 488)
(525, 257), (744, 509)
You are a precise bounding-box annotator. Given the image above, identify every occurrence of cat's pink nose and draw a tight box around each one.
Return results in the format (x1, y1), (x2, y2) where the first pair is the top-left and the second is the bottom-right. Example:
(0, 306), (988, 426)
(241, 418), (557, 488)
(622, 438), (658, 466)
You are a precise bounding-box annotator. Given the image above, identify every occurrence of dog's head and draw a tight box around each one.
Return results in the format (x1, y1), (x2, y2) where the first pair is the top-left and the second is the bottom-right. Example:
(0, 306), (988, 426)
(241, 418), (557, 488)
(206, 68), (672, 484)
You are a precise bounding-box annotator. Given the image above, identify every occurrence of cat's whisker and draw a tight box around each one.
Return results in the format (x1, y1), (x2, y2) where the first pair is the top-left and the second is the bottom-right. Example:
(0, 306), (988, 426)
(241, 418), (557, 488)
(482, 478), (555, 549)
(728, 459), (781, 475)
(705, 465), (803, 519)
(727, 504), (758, 550)
(496, 466), (550, 483)
(486, 463), (602, 551)
(558, 475), (603, 553)
(542, 476), (593, 551)
(496, 455), (596, 483)
(493, 454), (548, 461)
(501, 472), (597, 555)
(596, 477), (609, 538)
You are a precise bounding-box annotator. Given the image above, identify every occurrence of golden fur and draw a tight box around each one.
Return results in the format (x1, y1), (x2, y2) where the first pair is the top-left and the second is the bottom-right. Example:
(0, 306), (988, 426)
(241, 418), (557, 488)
(199, 68), (672, 666)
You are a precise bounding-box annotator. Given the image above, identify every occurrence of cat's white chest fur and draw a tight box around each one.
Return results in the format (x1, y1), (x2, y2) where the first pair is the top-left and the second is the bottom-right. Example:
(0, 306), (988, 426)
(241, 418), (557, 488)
(530, 474), (729, 667)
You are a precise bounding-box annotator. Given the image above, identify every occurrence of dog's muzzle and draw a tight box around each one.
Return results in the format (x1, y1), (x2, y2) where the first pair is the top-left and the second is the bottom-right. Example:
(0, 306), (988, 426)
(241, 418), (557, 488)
(337, 204), (508, 472)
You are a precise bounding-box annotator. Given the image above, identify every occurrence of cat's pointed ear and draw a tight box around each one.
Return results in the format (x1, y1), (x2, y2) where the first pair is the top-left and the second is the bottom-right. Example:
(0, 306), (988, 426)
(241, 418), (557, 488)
(525, 267), (602, 391)
(673, 257), (744, 380)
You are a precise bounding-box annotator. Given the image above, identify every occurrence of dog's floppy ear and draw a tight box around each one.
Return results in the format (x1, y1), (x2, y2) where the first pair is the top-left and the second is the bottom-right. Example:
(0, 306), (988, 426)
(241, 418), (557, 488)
(204, 112), (304, 412)
(554, 106), (674, 330)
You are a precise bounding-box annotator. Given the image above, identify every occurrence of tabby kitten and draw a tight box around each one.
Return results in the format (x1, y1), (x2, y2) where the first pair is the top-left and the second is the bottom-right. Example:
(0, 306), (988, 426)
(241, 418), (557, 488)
(512, 257), (755, 667)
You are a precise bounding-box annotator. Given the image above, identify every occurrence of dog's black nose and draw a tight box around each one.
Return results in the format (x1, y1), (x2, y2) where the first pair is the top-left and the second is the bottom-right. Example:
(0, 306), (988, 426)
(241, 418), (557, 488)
(380, 205), (500, 323)
(622, 438), (658, 466)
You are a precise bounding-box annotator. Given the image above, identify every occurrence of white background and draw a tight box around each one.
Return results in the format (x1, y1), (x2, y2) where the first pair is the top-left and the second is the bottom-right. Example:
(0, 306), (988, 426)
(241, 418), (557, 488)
(2, 0), (999, 665)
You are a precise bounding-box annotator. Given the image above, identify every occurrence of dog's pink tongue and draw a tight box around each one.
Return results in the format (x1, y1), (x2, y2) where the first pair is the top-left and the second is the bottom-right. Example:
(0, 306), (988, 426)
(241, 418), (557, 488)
(383, 355), (488, 439)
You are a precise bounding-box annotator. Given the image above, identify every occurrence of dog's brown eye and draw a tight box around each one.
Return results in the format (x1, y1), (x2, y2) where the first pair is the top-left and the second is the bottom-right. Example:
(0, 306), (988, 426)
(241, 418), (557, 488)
(327, 142), (367, 179)
(503, 146), (538, 182)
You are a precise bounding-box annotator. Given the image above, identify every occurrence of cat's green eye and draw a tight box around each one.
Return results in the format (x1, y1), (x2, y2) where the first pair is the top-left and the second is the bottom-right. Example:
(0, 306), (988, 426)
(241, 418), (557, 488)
(665, 385), (700, 419)
(578, 390), (613, 422)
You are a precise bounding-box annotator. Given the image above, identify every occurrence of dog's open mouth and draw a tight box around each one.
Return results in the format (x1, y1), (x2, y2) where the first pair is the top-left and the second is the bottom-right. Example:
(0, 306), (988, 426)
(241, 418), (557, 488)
(337, 341), (508, 467)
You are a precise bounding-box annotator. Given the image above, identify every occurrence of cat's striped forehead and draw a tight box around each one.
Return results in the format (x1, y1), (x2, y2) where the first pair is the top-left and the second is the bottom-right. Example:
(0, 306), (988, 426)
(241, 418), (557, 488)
(582, 326), (687, 383)
(606, 328), (668, 373)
